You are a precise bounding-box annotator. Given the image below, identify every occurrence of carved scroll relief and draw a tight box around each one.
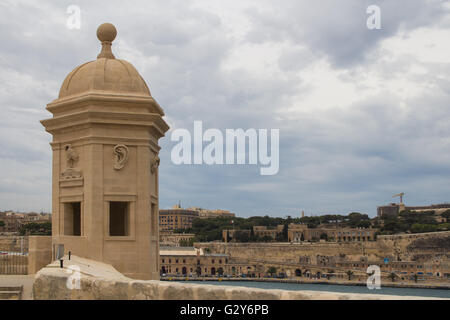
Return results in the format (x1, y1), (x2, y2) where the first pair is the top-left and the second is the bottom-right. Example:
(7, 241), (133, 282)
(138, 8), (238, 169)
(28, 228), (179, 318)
(113, 144), (129, 170)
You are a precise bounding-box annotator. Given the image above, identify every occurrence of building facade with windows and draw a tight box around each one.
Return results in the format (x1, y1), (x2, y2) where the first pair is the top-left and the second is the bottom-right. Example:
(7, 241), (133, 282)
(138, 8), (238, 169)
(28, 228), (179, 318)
(159, 247), (256, 277)
(159, 231), (195, 247)
(159, 205), (199, 231)
(288, 224), (375, 242)
(189, 207), (235, 219)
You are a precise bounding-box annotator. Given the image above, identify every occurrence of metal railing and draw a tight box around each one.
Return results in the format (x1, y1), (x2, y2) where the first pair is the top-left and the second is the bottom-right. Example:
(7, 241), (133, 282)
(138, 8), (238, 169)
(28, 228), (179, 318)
(0, 236), (28, 275)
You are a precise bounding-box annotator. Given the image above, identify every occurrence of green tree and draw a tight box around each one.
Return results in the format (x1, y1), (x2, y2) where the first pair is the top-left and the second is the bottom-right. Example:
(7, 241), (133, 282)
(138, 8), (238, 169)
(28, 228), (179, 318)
(413, 274), (418, 283)
(233, 230), (251, 243)
(356, 220), (372, 228)
(346, 212), (370, 228)
(442, 210), (450, 223)
(410, 223), (438, 233)
(19, 222), (51, 236)
(179, 238), (194, 247)
(225, 230), (231, 243)
(437, 223), (450, 231)
(267, 266), (277, 276)
(250, 227), (255, 239)
(260, 235), (273, 242)
(0, 220), (4, 227)
(388, 272), (397, 282)
(281, 223), (289, 241)
(346, 270), (354, 280)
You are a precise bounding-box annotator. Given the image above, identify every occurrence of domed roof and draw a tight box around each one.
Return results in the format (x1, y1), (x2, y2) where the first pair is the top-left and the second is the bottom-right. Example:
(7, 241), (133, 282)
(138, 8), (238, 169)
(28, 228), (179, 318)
(58, 23), (151, 99)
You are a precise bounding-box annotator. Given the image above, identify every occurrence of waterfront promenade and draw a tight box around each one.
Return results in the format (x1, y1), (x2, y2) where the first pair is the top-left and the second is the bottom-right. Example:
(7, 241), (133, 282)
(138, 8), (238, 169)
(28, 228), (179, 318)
(162, 276), (450, 290)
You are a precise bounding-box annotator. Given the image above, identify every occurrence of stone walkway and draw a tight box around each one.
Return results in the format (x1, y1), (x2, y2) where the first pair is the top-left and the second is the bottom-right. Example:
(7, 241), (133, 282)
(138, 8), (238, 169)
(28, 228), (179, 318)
(0, 275), (35, 300)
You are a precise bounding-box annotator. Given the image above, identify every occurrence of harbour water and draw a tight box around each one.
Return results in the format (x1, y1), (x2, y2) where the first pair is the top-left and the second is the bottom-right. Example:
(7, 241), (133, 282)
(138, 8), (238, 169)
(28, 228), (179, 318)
(182, 280), (450, 299)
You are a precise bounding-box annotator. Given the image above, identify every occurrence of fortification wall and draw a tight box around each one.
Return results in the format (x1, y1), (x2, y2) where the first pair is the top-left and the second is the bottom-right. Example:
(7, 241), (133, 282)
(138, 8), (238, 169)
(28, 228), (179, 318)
(32, 256), (441, 300)
(196, 242), (394, 263)
(196, 231), (450, 264)
(377, 231), (450, 250)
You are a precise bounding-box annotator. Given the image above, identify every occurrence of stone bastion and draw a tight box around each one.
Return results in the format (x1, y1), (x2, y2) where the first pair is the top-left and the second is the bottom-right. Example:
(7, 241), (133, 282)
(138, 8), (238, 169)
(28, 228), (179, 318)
(32, 256), (444, 300)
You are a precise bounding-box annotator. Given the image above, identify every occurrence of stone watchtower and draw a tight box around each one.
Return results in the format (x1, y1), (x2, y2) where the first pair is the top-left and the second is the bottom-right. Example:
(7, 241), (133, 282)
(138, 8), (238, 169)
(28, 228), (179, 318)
(41, 23), (169, 280)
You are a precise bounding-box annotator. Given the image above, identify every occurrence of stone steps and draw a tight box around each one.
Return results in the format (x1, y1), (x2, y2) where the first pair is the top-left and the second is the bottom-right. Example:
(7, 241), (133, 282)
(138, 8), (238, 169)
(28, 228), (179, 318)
(0, 286), (23, 300)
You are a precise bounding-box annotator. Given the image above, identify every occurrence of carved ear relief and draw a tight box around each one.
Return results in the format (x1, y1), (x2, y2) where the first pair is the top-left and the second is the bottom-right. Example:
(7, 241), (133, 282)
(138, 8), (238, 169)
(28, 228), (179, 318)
(113, 144), (129, 170)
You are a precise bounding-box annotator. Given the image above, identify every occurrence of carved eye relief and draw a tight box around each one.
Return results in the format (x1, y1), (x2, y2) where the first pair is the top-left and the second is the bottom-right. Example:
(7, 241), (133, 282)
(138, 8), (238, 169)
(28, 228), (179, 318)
(113, 144), (129, 170)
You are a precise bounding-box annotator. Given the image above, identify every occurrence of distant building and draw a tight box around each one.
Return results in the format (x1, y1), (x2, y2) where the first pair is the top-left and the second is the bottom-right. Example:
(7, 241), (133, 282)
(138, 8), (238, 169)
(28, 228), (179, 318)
(189, 207), (235, 219)
(159, 247), (228, 276)
(159, 247), (256, 276)
(159, 205), (199, 232)
(23, 212), (51, 224)
(288, 224), (375, 242)
(377, 203), (401, 218)
(405, 204), (450, 223)
(252, 225), (284, 239)
(0, 212), (24, 233)
(223, 224), (375, 243)
(223, 225), (284, 242)
(377, 202), (450, 221)
(222, 229), (251, 242)
(159, 205), (235, 231)
(0, 211), (51, 234)
(405, 203), (450, 211)
(159, 231), (195, 247)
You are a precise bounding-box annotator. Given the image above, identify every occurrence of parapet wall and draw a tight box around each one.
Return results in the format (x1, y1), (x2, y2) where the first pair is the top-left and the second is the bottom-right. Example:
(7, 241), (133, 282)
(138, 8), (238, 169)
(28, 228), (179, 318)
(32, 256), (440, 300)
(377, 231), (450, 241)
(0, 236), (28, 252)
(28, 236), (52, 275)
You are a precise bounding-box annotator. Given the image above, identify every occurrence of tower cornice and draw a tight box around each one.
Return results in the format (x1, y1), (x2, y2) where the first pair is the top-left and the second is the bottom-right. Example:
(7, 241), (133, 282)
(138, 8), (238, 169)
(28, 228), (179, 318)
(41, 110), (169, 138)
(46, 92), (165, 116)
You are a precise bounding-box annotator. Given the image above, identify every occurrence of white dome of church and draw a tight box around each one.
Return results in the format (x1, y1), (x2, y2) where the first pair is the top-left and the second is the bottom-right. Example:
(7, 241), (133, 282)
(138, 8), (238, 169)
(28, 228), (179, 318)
(58, 23), (151, 99)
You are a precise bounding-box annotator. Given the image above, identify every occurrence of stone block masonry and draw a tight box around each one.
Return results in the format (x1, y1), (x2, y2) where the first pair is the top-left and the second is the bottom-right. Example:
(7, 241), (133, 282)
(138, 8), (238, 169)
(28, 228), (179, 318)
(32, 256), (445, 300)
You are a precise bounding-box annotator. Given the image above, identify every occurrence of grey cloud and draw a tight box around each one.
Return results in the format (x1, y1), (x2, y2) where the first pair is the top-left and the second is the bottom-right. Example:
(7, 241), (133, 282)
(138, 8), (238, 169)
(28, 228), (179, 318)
(0, 0), (449, 216)
(244, 0), (448, 67)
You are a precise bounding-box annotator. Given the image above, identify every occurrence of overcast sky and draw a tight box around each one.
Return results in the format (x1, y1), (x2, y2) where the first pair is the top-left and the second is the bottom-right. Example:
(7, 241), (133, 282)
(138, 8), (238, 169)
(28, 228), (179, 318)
(0, 0), (449, 217)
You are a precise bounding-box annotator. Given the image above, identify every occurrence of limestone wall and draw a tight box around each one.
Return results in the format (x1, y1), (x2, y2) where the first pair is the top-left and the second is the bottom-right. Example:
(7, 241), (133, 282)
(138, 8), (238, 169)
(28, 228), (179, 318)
(378, 231), (450, 252)
(28, 236), (52, 275)
(32, 256), (443, 300)
(196, 242), (394, 263)
(196, 231), (450, 264)
(377, 231), (450, 241)
(0, 236), (28, 252)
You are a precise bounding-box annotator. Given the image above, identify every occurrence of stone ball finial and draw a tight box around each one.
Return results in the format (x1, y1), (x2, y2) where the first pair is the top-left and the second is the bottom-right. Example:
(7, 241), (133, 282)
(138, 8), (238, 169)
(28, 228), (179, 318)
(97, 23), (117, 59)
(97, 23), (117, 43)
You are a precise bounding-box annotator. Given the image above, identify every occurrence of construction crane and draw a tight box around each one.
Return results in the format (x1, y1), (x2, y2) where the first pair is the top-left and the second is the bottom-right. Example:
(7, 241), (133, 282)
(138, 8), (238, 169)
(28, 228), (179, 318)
(393, 193), (405, 204)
